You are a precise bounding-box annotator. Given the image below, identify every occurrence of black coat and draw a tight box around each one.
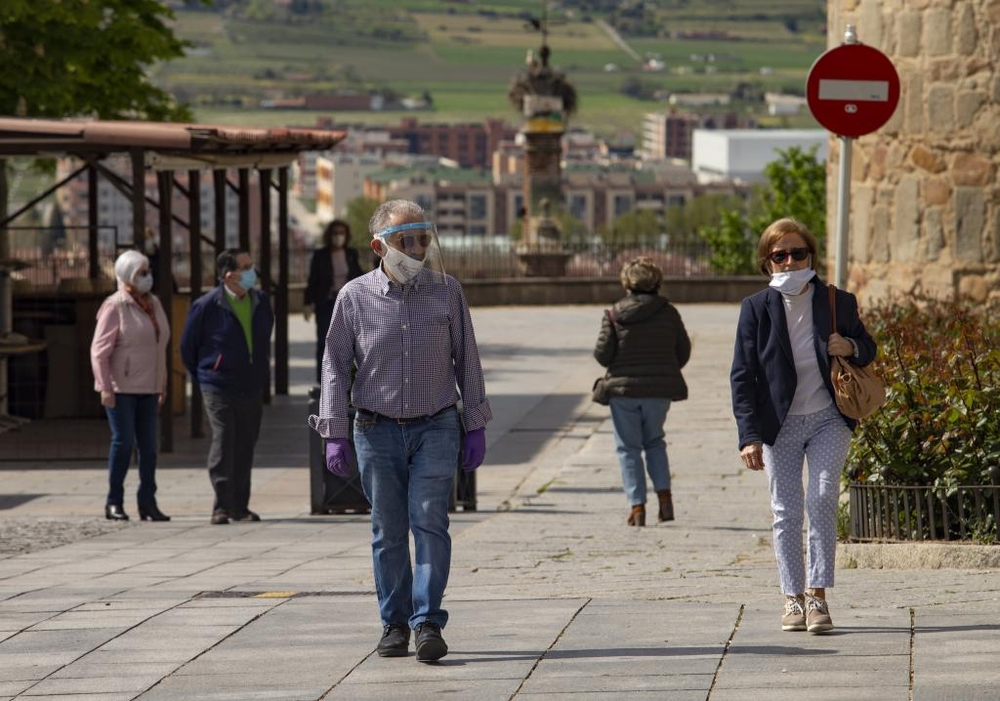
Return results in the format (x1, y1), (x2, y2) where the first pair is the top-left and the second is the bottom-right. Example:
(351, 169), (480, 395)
(304, 246), (363, 315)
(594, 292), (691, 401)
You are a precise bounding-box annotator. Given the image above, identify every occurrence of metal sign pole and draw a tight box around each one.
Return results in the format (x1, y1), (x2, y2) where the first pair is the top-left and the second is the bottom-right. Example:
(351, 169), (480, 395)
(835, 134), (853, 289)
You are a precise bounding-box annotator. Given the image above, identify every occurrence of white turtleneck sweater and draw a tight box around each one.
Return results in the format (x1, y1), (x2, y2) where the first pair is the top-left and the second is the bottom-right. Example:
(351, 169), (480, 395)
(781, 284), (833, 415)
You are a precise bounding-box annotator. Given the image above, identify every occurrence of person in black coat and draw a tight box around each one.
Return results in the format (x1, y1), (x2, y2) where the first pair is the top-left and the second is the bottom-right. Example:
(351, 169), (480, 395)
(594, 256), (691, 527)
(304, 219), (363, 382)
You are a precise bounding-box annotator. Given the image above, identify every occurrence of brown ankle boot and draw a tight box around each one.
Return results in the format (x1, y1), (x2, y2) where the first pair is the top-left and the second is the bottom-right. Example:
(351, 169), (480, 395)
(627, 504), (646, 526)
(656, 490), (674, 522)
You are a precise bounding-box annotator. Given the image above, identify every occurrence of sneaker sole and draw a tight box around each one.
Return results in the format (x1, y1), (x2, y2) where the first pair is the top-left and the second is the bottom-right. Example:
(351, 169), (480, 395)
(376, 647), (409, 658)
(807, 623), (834, 634)
(415, 643), (448, 662)
(782, 623), (807, 632)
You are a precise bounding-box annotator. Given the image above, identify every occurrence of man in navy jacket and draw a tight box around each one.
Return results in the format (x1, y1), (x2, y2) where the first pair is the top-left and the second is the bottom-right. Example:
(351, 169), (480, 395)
(181, 249), (274, 524)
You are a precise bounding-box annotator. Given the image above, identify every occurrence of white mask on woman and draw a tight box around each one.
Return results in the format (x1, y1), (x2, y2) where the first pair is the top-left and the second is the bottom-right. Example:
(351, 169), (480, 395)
(769, 268), (815, 295)
(134, 272), (154, 294)
(381, 244), (425, 284)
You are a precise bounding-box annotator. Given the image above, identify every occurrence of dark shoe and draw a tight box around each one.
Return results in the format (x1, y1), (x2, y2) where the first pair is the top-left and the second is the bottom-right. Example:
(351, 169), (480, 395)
(138, 504), (171, 522)
(105, 504), (129, 521)
(376, 624), (410, 658)
(210, 509), (230, 525)
(414, 622), (448, 662)
(231, 510), (261, 522)
(627, 504), (646, 527)
(656, 489), (675, 522)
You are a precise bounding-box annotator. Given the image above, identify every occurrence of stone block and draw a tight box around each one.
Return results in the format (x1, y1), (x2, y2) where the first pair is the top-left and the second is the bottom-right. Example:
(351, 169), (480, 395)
(923, 177), (951, 207)
(872, 205), (891, 263)
(957, 274), (989, 302)
(922, 207), (945, 262)
(897, 12), (922, 56)
(926, 85), (954, 133)
(910, 145), (946, 173)
(903, 71), (924, 133)
(956, 91), (987, 129)
(923, 8), (953, 56)
(851, 185), (874, 262)
(952, 152), (995, 186)
(892, 175), (920, 262)
(956, 3), (978, 55)
(954, 187), (985, 263)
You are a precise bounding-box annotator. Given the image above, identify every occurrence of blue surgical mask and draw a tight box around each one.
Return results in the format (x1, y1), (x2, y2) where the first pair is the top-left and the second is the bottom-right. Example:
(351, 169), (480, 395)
(238, 268), (257, 290)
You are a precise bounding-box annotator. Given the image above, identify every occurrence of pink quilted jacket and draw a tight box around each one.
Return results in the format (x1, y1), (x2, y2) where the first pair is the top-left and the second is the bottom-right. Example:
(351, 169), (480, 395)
(90, 290), (170, 395)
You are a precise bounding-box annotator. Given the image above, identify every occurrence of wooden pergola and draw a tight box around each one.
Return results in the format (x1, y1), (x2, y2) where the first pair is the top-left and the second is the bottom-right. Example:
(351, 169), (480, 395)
(0, 117), (345, 451)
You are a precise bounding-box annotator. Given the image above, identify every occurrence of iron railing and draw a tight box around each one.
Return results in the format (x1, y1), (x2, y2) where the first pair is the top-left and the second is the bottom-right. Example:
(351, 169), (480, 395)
(848, 482), (1000, 542)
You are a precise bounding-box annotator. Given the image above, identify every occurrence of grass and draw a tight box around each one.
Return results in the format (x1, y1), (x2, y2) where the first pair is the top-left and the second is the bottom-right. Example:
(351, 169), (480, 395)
(154, 2), (828, 138)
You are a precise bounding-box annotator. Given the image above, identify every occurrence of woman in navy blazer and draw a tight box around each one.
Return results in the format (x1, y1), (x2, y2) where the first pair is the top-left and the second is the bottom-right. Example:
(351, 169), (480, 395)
(730, 218), (876, 635)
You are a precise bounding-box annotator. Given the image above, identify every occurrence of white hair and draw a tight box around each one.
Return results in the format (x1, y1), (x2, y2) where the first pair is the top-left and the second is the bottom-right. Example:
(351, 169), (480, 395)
(369, 200), (425, 237)
(113, 249), (149, 289)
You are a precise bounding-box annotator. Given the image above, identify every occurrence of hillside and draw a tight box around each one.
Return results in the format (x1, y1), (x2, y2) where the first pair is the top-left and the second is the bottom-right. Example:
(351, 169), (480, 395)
(154, 0), (828, 137)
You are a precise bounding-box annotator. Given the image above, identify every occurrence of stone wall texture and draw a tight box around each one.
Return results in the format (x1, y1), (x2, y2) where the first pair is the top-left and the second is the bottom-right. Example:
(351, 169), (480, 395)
(827, 0), (1000, 305)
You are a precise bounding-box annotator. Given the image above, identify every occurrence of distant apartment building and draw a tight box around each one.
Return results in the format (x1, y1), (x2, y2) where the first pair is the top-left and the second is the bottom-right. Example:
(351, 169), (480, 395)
(314, 154), (384, 223)
(691, 129), (828, 184)
(764, 92), (808, 116)
(642, 111), (757, 161)
(386, 117), (516, 169)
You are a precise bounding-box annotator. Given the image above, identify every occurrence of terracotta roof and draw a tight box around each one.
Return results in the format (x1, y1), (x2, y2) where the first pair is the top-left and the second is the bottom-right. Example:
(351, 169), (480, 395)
(0, 117), (346, 157)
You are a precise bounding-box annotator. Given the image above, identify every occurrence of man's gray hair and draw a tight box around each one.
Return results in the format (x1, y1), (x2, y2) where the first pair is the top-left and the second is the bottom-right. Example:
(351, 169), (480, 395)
(369, 200), (425, 237)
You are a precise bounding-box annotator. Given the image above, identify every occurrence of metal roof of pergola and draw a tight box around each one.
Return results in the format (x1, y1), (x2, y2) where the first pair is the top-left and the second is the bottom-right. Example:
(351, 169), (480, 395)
(0, 117), (346, 451)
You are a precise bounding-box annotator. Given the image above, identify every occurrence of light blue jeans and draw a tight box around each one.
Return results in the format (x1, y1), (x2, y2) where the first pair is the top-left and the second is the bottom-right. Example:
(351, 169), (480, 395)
(609, 397), (671, 506)
(353, 406), (460, 630)
(763, 404), (852, 595)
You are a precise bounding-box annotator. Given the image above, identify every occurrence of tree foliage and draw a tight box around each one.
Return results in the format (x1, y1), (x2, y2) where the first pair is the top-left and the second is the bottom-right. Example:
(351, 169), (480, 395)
(699, 146), (826, 274)
(343, 196), (381, 244)
(0, 0), (193, 121)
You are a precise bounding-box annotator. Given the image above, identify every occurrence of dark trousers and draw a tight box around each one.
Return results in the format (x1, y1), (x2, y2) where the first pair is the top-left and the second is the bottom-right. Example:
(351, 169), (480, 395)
(314, 302), (334, 383)
(105, 393), (159, 507)
(202, 390), (263, 516)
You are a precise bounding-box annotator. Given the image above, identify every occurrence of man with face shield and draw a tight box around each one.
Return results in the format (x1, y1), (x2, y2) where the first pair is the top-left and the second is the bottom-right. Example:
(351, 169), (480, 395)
(309, 200), (491, 662)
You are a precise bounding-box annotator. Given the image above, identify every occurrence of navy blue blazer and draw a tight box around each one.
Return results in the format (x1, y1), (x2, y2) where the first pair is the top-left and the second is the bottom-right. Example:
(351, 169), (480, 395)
(730, 276), (877, 449)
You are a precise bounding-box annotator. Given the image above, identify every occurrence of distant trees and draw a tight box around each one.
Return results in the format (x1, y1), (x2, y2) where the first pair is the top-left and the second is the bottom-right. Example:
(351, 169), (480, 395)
(700, 146), (826, 274)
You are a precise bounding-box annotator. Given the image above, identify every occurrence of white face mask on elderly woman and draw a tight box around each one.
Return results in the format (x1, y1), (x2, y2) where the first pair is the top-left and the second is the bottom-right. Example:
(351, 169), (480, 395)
(769, 268), (815, 295)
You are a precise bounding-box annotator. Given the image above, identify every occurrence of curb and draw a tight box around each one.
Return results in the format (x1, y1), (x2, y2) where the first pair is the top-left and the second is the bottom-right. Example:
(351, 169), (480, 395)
(838, 542), (1000, 570)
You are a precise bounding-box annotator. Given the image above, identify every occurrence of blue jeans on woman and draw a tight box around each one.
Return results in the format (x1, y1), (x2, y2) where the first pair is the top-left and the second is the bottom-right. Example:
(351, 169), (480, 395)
(105, 393), (159, 508)
(353, 406), (460, 631)
(609, 397), (672, 506)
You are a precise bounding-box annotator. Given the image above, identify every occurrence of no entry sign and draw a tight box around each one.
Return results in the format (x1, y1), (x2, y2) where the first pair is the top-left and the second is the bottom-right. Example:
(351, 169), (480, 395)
(806, 43), (900, 138)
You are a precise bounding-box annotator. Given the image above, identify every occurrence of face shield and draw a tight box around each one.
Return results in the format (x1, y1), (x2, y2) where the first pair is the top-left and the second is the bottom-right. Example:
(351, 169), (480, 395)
(374, 221), (446, 286)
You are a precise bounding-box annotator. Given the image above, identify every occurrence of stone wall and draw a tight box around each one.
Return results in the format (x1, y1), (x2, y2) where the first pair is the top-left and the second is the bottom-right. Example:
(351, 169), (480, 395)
(827, 0), (1000, 305)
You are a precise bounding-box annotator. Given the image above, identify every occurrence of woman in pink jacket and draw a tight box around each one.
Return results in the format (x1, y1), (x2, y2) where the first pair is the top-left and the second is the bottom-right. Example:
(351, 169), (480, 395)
(90, 250), (171, 521)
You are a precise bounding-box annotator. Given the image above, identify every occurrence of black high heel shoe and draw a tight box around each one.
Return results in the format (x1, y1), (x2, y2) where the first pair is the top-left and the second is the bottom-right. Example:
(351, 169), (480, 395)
(105, 504), (129, 521)
(137, 504), (171, 522)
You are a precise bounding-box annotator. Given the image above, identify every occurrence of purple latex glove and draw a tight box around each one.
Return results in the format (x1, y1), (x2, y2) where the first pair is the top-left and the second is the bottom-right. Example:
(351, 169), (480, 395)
(325, 438), (356, 479)
(462, 428), (486, 472)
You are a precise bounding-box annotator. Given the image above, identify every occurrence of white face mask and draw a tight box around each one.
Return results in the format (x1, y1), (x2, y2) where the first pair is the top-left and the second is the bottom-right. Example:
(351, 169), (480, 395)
(381, 244), (425, 284)
(769, 268), (815, 295)
(134, 272), (154, 294)
(331, 234), (346, 248)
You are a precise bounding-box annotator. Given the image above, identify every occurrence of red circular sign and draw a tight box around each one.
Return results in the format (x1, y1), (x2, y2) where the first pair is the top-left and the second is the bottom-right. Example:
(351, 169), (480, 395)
(806, 43), (900, 138)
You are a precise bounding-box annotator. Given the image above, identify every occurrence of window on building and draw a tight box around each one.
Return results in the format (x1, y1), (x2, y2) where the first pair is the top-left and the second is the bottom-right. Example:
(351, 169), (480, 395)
(613, 194), (632, 218)
(469, 225), (487, 236)
(469, 194), (487, 220)
(568, 194), (587, 220)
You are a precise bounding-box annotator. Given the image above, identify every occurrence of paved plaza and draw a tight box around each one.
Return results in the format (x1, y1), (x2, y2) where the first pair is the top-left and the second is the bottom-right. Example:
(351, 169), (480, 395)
(1, 304), (998, 700)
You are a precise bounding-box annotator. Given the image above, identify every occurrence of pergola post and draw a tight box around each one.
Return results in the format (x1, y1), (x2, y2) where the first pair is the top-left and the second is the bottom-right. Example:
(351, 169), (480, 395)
(188, 169), (204, 438)
(238, 168), (250, 253)
(87, 164), (99, 280)
(275, 167), (290, 396)
(156, 171), (173, 453)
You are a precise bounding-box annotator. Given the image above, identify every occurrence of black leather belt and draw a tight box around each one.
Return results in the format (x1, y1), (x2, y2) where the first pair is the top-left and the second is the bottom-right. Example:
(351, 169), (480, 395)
(357, 405), (454, 425)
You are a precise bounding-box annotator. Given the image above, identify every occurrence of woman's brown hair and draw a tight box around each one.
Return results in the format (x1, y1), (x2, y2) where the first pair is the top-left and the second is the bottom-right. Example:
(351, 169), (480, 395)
(756, 217), (818, 276)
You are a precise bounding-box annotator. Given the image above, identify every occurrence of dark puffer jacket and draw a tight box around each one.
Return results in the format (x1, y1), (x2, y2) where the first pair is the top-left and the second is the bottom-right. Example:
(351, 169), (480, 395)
(593, 292), (691, 400)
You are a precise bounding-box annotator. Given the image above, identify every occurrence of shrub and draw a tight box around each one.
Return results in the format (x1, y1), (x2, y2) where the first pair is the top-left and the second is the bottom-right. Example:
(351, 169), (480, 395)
(846, 294), (1000, 490)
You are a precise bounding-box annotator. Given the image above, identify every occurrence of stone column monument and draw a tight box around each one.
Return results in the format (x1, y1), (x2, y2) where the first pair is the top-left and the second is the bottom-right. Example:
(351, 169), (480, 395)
(827, 0), (999, 304)
(508, 13), (577, 276)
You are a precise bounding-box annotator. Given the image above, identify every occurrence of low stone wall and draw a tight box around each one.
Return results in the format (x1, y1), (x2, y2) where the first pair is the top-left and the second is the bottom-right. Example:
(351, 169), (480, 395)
(288, 277), (766, 309)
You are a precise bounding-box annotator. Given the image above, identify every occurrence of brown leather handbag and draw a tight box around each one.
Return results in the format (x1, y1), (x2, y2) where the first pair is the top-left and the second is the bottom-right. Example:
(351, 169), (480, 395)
(828, 285), (886, 420)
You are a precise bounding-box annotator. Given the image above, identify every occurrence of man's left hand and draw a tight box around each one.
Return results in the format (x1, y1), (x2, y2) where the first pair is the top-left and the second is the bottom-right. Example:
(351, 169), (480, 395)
(462, 428), (486, 472)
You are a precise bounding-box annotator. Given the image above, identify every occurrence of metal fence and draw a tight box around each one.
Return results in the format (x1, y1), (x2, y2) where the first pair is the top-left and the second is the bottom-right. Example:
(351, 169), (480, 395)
(848, 482), (1000, 542)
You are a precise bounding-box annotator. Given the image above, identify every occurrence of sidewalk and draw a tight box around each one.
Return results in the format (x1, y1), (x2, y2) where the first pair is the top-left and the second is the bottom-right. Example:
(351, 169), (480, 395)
(1, 304), (997, 701)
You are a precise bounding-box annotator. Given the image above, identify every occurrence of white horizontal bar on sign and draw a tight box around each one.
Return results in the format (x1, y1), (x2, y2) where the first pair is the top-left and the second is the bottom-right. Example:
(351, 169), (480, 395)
(818, 79), (890, 101)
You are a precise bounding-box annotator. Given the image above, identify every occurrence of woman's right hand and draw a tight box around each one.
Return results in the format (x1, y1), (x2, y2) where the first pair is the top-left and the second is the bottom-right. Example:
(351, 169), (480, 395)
(100, 390), (116, 408)
(740, 442), (764, 471)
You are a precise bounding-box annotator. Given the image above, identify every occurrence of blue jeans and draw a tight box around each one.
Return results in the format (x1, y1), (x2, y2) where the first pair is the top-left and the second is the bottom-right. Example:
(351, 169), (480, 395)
(609, 397), (672, 506)
(353, 406), (460, 630)
(105, 393), (159, 507)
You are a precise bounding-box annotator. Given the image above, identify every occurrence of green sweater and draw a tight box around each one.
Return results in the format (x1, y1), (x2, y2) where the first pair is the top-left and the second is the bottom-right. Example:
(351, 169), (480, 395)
(226, 292), (253, 355)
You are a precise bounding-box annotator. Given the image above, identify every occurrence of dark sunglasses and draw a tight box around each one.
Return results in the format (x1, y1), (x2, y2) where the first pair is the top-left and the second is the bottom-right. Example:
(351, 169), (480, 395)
(390, 233), (433, 249)
(769, 247), (810, 264)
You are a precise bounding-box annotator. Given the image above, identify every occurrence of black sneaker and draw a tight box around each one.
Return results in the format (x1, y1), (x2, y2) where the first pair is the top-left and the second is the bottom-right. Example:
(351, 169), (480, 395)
(414, 622), (448, 662)
(376, 624), (410, 657)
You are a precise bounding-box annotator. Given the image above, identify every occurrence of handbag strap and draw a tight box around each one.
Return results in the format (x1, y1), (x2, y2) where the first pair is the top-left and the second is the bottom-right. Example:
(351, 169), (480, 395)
(828, 284), (838, 335)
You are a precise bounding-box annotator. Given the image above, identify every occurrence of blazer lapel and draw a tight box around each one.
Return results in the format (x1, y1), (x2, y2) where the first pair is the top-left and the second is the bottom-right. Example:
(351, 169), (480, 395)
(765, 288), (794, 364)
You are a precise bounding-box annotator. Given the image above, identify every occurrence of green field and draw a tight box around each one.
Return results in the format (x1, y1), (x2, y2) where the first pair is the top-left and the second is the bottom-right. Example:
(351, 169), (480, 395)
(155, 1), (826, 139)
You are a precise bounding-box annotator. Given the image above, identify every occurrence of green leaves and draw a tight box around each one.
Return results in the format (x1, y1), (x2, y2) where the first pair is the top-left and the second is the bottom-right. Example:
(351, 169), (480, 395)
(0, 0), (192, 120)
(848, 294), (1000, 488)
